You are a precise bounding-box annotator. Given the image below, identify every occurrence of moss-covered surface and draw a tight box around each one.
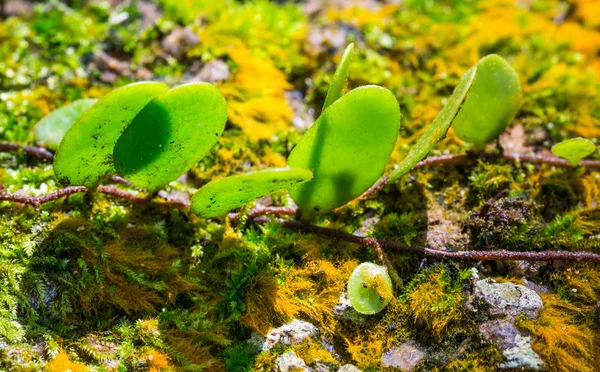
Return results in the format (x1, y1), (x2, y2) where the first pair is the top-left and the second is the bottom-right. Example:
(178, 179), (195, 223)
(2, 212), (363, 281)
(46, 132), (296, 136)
(1, 0), (599, 370)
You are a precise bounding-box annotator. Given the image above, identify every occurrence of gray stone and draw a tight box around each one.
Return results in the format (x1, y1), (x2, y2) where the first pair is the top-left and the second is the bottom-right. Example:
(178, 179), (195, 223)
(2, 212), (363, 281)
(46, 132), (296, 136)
(337, 365), (361, 372)
(314, 362), (333, 372)
(161, 27), (200, 58)
(258, 320), (319, 351)
(479, 320), (521, 350)
(498, 335), (545, 370)
(473, 278), (543, 319)
(195, 60), (231, 83)
(381, 342), (425, 371)
(276, 351), (310, 372)
(285, 90), (315, 131)
(479, 314), (545, 370)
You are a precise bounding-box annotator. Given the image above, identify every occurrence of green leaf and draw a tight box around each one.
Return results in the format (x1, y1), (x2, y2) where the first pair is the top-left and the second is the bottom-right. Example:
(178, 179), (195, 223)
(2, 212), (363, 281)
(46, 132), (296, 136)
(551, 138), (596, 166)
(348, 262), (393, 315)
(114, 83), (227, 191)
(191, 167), (313, 218)
(388, 66), (477, 183)
(288, 85), (401, 217)
(34, 99), (97, 150)
(322, 43), (354, 111)
(452, 54), (521, 146)
(53, 82), (168, 187)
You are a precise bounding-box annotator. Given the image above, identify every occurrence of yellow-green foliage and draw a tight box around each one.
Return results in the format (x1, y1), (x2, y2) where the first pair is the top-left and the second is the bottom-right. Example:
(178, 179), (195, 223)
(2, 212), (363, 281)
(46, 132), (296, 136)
(45, 348), (89, 372)
(3, 0), (600, 371)
(293, 338), (337, 366)
(219, 47), (294, 141)
(404, 267), (466, 337)
(517, 294), (598, 372)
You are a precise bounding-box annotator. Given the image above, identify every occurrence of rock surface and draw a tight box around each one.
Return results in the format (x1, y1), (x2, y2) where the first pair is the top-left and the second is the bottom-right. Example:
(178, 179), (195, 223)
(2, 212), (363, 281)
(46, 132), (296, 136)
(381, 341), (425, 371)
(472, 278), (544, 319)
(277, 351), (310, 372)
(471, 273), (545, 371)
(337, 365), (362, 372)
(480, 320), (545, 370)
(254, 320), (320, 351)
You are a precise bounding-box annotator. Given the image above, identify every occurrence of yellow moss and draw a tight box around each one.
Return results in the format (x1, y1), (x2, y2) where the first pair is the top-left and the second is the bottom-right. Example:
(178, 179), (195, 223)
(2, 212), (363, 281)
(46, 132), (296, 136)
(241, 258), (357, 335)
(165, 331), (225, 371)
(293, 339), (336, 365)
(443, 356), (495, 372)
(240, 273), (301, 334)
(517, 294), (597, 372)
(219, 47), (293, 141)
(253, 351), (279, 371)
(138, 318), (161, 343)
(581, 174), (600, 209)
(45, 348), (89, 372)
(344, 337), (384, 370)
(262, 152), (287, 168)
(142, 349), (173, 372)
(325, 5), (398, 28)
(406, 268), (463, 336)
(217, 147), (236, 163)
(339, 298), (410, 369)
(555, 265), (600, 305)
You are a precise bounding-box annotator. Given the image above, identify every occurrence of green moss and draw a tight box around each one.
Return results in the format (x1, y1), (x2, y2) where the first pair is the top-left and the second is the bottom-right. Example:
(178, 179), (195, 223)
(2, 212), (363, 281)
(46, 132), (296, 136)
(1, 0), (600, 370)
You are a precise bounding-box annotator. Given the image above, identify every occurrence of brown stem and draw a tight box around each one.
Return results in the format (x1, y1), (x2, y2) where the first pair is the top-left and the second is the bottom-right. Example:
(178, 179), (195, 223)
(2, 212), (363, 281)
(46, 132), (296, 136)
(228, 206), (299, 221)
(0, 184), (189, 210)
(0, 185), (87, 207)
(251, 217), (600, 264)
(0, 142), (54, 160)
(358, 152), (600, 200)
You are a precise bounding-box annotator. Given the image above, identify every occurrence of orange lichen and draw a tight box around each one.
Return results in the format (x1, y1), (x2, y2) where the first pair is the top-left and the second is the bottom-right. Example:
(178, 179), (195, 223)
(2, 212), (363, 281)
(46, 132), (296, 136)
(517, 294), (597, 372)
(45, 348), (89, 372)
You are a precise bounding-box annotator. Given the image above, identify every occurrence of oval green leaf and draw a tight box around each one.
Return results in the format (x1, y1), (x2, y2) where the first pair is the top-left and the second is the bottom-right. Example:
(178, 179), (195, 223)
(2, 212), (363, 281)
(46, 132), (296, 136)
(288, 85), (401, 217)
(348, 262), (393, 315)
(113, 83), (228, 191)
(34, 99), (97, 150)
(54, 82), (169, 187)
(388, 66), (477, 183)
(551, 138), (596, 166)
(191, 167), (313, 218)
(322, 43), (355, 111)
(452, 54), (521, 146)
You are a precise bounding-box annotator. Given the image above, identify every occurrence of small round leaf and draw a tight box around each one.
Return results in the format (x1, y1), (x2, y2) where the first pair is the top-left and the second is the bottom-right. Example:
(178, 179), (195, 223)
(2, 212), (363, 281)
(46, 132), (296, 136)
(322, 43), (354, 111)
(54, 82), (169, 187)
(34, 99), (97, 150)
(191, 167), (313, 218)
(452, 54), (521, 146)
(551, 138), (596, 166)
(288, 85), (401, 217)
(113, 83), (228, 191)
(348, 262), (393, 315)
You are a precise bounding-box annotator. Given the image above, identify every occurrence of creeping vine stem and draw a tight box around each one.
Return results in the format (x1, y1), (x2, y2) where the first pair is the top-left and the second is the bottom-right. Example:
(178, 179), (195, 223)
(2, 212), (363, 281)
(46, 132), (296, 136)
(1, 142), (600, 265)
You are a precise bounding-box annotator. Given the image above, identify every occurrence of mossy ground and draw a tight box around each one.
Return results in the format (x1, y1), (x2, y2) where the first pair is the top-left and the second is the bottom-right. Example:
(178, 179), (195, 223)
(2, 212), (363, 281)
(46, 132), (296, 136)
(1, 0), (600, 370)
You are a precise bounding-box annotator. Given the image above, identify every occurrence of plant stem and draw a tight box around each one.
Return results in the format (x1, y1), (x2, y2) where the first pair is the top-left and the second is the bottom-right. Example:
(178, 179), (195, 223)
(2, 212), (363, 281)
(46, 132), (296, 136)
(0, 142), (54, 160)
(0, 184), (188, 209)
(250, 217), (600, 264)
